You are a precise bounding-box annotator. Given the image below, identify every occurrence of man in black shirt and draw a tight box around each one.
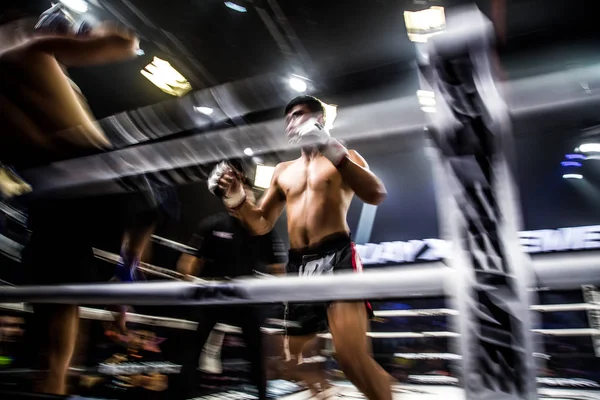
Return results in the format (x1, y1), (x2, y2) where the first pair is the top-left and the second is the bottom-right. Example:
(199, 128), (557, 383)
(176, 164), (285, 399)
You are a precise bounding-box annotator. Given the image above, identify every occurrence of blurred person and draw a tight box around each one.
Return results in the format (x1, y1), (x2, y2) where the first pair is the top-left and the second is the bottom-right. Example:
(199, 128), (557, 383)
(0, 3), (141, 395)
(175, 162), (285, 400)
(210, 96), (391, 399)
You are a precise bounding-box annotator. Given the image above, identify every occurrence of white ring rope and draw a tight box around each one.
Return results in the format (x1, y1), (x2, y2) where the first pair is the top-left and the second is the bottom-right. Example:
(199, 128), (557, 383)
(0, 303), (597, 338)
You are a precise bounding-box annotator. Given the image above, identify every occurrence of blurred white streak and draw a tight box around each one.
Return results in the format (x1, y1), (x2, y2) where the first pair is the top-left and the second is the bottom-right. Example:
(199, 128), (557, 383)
(194, 106), (214, 116)
(60, 0), (89, 14)
(404, 6), (446, 43)
(579, 143), (600, 153)
(224, 1), (247, 13)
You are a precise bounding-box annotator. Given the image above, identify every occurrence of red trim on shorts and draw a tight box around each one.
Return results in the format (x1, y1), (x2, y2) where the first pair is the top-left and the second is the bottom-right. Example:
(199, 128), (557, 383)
(350, 243), (373, 314)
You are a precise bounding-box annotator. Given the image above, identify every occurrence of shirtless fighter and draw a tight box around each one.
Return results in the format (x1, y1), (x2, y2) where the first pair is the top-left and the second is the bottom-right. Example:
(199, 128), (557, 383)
(0, 4), (140, 394)
(210, 96), (391, 400)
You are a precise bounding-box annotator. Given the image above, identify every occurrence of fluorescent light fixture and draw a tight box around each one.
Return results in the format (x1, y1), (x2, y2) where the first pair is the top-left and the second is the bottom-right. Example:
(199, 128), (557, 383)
(419, 97), (436, 106)
(562, 174), (583, 180)
(194, 106), (214, 116)
(417, 90), (436, 112)
(579, 143), (600, 153)
(60, 0), (88, 13)
(254, 165), (275, 189)
(224, 1), (247, 13)
(565, 154), (586, 160)
(289, 76), (308, 93)
(404, 6), (446, 43)
(141, 57), (192, 97)
(243, 147), (254, 156)
(561, 161), (582, 167)
(416, 90), (435, 98)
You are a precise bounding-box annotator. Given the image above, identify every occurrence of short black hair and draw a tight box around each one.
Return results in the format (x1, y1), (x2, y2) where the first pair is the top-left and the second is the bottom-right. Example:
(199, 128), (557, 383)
(284, 95), (325, 116)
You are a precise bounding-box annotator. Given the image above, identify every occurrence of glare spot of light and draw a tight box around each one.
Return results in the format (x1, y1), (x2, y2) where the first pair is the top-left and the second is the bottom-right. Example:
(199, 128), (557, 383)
(579, 143), (600, 153)
(59, 0), (89, 13)
(561, 161), (582, 167)
(224, 1), (247, 13)
(563, 174), (583, 180)
(289, 76), (308, 93)
(244, 148), (254, 156)
(194, 106), (214, 116)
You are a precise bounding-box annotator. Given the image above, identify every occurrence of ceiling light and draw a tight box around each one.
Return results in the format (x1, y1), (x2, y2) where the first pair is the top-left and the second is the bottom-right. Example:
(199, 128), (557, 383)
(562, 174), (583, 180)
(404, 6), (446, 43)
(194, 106), (214, 116)
(224, 1), (247, 13)
(578, 143), (600, 153)
(289, 76), (308, 93)
(416, 90), (435, 98)
(141, 57), (191, 97)
(560, 161), (582, 167)
(565, 154), (586, 160)
(254, 165), (275, 189)
(59, 0), (89, 13)
(243, 148), (254, 156)
(417, 90), (436, 112)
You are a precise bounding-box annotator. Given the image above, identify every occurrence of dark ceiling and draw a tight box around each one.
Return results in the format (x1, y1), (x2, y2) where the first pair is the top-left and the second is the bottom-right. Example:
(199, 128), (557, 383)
(63, 0), (597, 121)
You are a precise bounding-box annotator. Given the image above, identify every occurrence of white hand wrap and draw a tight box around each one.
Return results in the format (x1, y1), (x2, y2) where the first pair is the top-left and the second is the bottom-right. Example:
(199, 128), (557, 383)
(207, 161), (247, 208)
(321, 137), (349, 167)
(223, 186), (246, 209)
(207, 161), (228, 195)
(291, 119), (349, 167)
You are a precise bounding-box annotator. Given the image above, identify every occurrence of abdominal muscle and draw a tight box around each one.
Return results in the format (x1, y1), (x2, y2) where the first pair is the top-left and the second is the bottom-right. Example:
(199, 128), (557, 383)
(285, 188), (352, 249)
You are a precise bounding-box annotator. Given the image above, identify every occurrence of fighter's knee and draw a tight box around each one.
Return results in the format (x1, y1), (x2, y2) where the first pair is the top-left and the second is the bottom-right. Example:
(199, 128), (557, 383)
(334, 350), (362, 372)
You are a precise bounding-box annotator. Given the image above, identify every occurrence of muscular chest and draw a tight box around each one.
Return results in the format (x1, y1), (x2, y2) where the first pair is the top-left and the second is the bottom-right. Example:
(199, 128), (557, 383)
(278, 158), (342, 198)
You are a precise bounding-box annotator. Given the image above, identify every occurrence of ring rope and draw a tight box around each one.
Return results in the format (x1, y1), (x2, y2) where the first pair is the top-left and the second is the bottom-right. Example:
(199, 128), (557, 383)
(0, 258), (599, 305)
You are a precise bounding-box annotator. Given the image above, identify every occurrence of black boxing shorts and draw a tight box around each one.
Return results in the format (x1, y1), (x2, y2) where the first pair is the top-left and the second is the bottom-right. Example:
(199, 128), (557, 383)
(283, 232), (373, 336)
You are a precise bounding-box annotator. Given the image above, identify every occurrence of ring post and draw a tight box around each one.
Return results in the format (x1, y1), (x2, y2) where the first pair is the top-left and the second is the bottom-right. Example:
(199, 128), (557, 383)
(419, 7), (540, 399)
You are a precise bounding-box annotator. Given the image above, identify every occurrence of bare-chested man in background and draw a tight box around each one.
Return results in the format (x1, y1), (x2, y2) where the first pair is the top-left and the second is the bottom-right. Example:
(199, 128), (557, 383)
(210, 95), (392, 399)
(0, 3), (140, 394)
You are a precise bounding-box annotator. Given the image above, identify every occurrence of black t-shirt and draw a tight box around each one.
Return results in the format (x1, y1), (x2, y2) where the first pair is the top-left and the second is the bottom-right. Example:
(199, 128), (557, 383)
(188, 213), (286, 278)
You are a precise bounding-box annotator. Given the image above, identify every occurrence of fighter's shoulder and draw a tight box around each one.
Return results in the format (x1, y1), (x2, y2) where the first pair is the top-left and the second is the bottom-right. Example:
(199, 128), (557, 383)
(0, 38), (55, 63)
(273, 160), (297, 177)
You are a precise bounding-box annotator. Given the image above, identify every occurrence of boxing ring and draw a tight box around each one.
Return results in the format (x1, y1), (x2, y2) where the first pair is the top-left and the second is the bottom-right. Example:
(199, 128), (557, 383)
(2, 252), (600, 399)
(2, 4), (600, 400)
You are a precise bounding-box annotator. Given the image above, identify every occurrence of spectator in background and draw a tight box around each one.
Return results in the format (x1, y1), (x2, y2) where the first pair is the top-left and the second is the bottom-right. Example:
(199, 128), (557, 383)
(175, 160), (286, 400)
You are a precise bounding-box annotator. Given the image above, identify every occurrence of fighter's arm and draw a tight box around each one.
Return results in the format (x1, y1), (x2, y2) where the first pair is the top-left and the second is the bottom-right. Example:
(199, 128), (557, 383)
(176, 254), (204, 279)
(176, 218), (212, 278)
(26, 26), (139, 67)
(338, 150), (387, 205)
(221, 164), (287, 236)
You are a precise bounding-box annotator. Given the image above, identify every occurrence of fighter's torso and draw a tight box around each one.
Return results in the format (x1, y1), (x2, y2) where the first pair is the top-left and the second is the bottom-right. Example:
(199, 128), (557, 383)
(277, 155), (353, 248)
(0, 45), (109, 168)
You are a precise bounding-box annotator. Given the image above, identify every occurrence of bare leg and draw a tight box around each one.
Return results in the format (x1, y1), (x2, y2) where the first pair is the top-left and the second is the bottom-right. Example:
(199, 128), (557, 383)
(328, 302), (392, 400)
(33, 304), (79, 395)
(273, 334), (329, 395)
